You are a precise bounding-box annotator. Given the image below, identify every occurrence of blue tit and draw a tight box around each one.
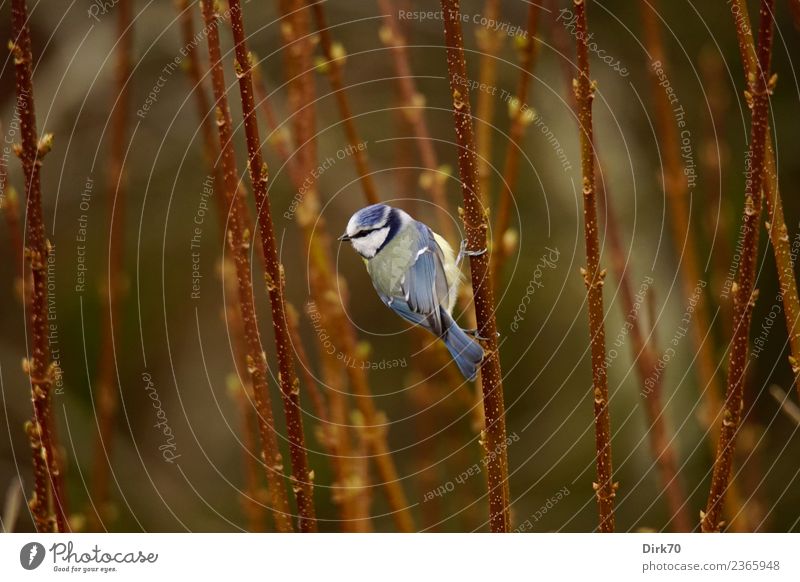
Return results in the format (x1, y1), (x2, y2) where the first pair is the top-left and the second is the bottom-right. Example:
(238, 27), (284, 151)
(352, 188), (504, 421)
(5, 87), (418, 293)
(338, 203), (484, 380)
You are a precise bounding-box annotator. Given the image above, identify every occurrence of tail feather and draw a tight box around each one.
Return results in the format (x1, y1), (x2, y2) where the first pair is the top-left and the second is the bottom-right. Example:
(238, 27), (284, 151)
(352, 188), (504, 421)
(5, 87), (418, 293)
(441, 309), (484, 381)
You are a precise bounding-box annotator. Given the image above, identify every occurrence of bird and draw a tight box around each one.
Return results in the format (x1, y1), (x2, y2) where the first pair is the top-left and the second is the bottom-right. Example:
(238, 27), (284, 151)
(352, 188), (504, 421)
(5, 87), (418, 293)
(338, 203), (484, 380)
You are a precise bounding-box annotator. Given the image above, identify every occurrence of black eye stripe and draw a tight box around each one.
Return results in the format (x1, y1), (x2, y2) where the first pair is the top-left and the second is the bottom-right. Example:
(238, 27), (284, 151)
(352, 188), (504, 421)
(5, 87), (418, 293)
(352, 225), (383, 239)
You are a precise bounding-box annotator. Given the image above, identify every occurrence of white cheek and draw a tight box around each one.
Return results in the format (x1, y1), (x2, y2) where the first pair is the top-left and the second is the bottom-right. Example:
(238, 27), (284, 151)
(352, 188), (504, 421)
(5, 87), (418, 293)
(352, 227), (390, 258)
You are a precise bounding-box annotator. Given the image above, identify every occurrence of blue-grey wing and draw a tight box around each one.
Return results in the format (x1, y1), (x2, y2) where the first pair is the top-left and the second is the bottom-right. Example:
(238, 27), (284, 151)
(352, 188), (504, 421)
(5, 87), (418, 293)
(394, 224), (450, 337)
(377, 293), (428, 328)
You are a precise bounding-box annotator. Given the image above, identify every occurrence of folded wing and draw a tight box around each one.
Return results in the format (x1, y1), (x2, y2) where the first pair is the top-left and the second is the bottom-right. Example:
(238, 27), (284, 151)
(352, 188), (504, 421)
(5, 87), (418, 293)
(377, 223), (450, 337)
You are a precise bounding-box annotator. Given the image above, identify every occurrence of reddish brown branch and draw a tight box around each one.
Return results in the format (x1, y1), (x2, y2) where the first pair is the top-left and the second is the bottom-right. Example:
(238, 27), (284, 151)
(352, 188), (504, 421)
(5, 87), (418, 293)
(769, 386), (800, 426)
(10, 0), (68, 533)
(378, 0), (456, 243)
(177, 0), (227, 222)
(791, 0), (800, 30)
(492, 4), (540, 285)
(251, 63), (303, 188)
(224, 271), (270, 531)
(572, 0), (616, 532)
(550, 0), (688, 528)
(641, 0), (753, 532)
(473, 0), (503, 207)
(730, 0), (800, 401)
(702, 0), (775, 533)
(699, 49), (733, 336)
(90, 0), (132, 530)
(440, 0), (510, 533)
(279, 0), (413, 531)
(253, 22), (396, 530)
(176, 0), (268, 531)
(309, 0), (379, 205)
(1, 182), (26, 304)
(228, 0), (317, 532)
(0, 126), (24, 284)
(641, 0), (725, 440)
(199, 0), (294, 533)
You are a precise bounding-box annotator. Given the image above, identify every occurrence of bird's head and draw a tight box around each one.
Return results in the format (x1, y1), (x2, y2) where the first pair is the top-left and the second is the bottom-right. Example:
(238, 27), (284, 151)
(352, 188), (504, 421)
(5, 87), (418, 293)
(338, 204), (408, 259)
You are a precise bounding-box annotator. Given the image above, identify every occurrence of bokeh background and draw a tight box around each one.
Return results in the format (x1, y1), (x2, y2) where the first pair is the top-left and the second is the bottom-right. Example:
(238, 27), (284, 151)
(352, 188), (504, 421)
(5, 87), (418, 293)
(1, 0), (799, 532)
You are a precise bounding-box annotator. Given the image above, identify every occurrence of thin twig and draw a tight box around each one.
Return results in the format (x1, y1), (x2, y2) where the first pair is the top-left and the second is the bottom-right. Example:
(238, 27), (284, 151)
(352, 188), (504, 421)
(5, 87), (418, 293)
(440, 0), (510, 533)
(791, 0), (800, 31)
(769, 386), (800, 426)
(572, 0), (616, 532)
(309, 0), (379, 204)
(0, 125), (24, 285)
(278, 0), (414, 532)
(177, 0), (228, 221)
(641, 0), (724, 440)
(285, 302), (374, 532)
(702, 0), (775, 533)
(223, 271), (270, 531)
(285, 302), (374, 533)
(10, 0), (68, 533)
(377, 0), (456, 243)
(730, 0), (800, 401)
(551, 0), (688, 527)
(641, 0), (750, 532)
(90, 0), (132, 529)
(285, 305), (329, 432)
(228, 0), (318, 532)
(492, 4), (540, 285)
(199, 0), (294, 532)
(2, 480), (24, 532)
(176, 0), (268, 532)
(251, 62), (303, 188)
(473, 0), (503, 208)
(699, 48), (733, 336)
(253, 38), (399, 531)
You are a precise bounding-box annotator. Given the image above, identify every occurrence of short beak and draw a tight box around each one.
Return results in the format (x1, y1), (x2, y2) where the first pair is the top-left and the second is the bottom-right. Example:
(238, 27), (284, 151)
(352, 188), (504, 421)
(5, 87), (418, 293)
(337, 233), (351, 242)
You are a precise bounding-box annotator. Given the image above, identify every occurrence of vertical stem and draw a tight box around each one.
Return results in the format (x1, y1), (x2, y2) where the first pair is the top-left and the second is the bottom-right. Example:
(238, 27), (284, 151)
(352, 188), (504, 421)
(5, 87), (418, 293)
(770, 386), (800, 425)
(251, 63), (303, 188)
(550, 2), (689, 530)
(224, 279), (270, 531)
(702, 0), (775, 533)
(1, 134), (25, 284)
(440, 0), (510, 533)
(285, 301), (372, 532)
(279, 0), (414, 532)
(473, 0), (503, 207)
(791, 0), (800, 30)
(377, 0), (456, 244)
(641, 0), (750, 532)
(572, 0), (616, 532)
(199, 0), (294, 532)
(177, 0), (227, 221)
(90, 0), (132, 529)
(10, 0), (68, 533)
(176, 0), (268, 532)
(730, 0), (800, 401)
(641, 0), (724, 440)
(289, 304), (365, 531)
(492, 4), (540, 285)
(699, 49), (733, 337)
(309, 0), (379, 205)
(227, 0), (317, 532)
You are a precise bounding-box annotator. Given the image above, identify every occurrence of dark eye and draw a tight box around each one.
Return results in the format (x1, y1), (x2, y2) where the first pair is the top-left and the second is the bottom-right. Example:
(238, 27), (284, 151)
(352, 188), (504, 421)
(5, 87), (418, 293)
(351, 228), (376, 239)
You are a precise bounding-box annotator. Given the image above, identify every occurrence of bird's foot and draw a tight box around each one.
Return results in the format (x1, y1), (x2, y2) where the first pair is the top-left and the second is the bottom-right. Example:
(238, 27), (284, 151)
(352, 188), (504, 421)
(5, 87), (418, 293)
(463, 328), (499, 341)
(457, 240), (488, 266)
